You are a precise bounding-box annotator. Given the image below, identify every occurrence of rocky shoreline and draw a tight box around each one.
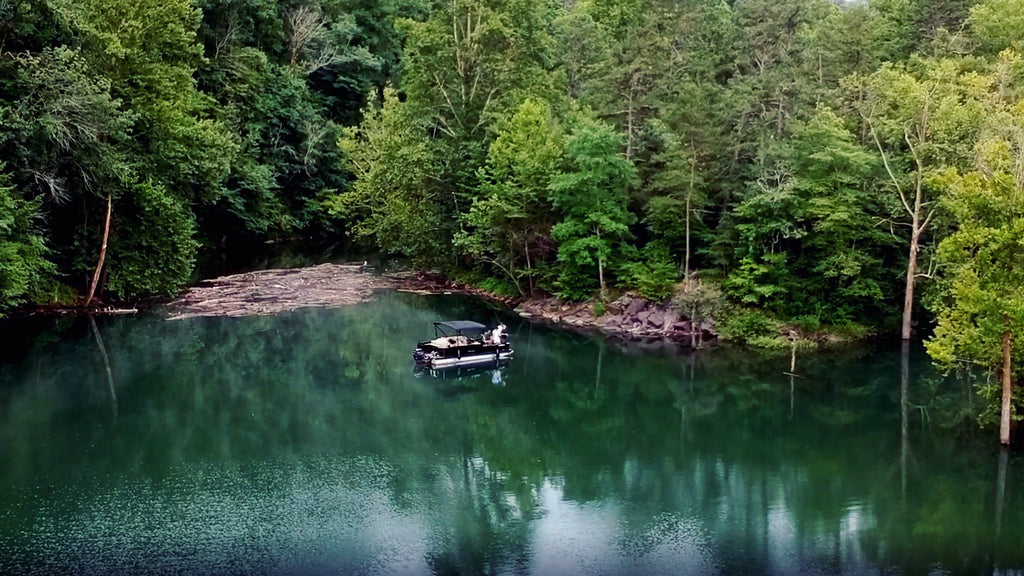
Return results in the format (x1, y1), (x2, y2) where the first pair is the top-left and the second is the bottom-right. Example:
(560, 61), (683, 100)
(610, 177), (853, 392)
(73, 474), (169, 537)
(53, 264), (719, 348)
(514, 294), (716, 349)
(401, 271), (718, 348)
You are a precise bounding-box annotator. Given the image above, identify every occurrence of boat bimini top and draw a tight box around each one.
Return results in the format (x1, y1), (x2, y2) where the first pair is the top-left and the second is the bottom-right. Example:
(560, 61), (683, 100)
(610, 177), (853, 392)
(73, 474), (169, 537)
(432, 320), (487, 335)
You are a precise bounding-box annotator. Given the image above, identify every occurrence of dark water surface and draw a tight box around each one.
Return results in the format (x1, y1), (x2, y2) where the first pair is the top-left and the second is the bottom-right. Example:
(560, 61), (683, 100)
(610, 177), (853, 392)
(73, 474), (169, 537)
(1, 293), (1022, 575)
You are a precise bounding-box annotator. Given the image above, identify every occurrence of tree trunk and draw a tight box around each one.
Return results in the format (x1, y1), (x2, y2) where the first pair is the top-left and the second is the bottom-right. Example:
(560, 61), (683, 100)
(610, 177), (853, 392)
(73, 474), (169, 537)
(1000, 327), (1013, 446)
(900, 340), (910, 501)
(901, 225), (920, 341)
(524, 237), (534, 299)
(685, 186), (691, 281)
(84, 194), (112, 308)
(684, 141), (696, 280)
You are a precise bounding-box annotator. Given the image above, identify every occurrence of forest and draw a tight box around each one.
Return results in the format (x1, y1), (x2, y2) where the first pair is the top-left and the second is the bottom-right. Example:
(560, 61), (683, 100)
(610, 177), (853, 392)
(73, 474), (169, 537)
(0, 1), (1022, 425)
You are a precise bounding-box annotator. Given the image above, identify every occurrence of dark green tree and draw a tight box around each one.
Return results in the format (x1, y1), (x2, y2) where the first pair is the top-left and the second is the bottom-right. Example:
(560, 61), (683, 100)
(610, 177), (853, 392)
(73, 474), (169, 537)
(723, 109), (894, 325)
(0, 170), (55, 314)
(333, 88), (451, 266)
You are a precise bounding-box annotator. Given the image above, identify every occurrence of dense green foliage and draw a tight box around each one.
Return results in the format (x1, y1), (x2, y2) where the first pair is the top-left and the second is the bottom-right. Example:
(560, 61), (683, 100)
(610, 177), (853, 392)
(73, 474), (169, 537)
(2, 0), (1024, 434)
(0, 170), (54, 314)
(926, 93), (1024, 429)
(0, 0), (409, 305)
(335, 0), (1023, 338)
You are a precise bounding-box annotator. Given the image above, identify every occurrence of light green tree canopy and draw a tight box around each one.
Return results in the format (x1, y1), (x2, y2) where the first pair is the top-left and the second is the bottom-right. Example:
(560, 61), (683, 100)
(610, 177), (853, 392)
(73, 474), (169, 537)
(457, 98), (564, 296)
(549, 112), (637, 300)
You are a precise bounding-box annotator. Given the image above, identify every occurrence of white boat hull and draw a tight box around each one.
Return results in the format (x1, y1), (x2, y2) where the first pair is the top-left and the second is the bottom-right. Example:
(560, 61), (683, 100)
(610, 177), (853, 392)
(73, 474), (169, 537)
(422, 350), (513, 368)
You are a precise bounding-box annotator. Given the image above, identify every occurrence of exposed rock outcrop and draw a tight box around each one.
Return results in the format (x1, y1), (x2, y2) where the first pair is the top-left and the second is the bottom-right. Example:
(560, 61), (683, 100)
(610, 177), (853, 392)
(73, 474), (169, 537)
(515, 294), (717, 348)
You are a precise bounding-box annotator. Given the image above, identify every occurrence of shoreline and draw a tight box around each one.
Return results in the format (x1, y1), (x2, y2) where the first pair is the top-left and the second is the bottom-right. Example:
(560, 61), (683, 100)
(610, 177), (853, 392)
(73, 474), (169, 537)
(7, 264), (719, 347)
(395, 271), (717, 348)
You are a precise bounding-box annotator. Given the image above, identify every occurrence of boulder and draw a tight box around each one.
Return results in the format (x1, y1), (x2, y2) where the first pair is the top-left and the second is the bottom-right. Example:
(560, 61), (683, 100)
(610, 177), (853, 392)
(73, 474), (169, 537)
(624, 297), (646, 317)
(661, 311), (680, 331)
(647, 310), (665, 328)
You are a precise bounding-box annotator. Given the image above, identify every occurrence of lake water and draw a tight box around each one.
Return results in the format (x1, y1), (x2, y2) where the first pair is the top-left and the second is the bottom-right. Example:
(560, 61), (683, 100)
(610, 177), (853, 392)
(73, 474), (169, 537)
(0, 292), (1021, 575)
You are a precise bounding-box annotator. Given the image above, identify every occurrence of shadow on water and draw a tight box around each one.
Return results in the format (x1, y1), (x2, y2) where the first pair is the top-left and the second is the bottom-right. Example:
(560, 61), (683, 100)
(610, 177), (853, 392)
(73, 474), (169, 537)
(0, 292), (1022, 575)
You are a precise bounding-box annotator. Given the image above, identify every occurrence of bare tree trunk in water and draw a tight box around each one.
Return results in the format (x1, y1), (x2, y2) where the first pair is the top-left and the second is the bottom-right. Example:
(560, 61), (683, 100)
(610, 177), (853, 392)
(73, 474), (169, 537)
(900, 340), (910, 501)
(901, 226), (920, 340)
(1000, 327), (1013, 446)
(790, 340), (797, 418)
(89, 314), (117, 419)
(84, 194), (112, 308)
(996, 447), (1009, 537)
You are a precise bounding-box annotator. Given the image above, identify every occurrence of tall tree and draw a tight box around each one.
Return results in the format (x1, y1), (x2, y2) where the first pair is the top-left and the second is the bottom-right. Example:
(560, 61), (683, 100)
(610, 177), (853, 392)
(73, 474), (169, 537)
(850, 57), (988, 339)
(333, 88), (451, 266)
(640, 120), (708, 279)
(927, 164), (1024, 445)
(397, 0), (562, 213)
(457, 99), (564, 297)
(635, 0), (735, 278)
(722, 109), (894, 324)
(548, 112), (637, 301)
(398, 0), (560, 140)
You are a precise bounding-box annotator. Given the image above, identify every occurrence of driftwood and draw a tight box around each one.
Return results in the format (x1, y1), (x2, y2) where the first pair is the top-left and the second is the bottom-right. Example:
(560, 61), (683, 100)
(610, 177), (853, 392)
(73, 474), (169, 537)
(166, 263), (400, 320)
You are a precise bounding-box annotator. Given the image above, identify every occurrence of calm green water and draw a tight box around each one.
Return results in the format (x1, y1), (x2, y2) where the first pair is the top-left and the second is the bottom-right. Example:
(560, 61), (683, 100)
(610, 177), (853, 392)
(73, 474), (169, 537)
(1, 292), (1022, 576)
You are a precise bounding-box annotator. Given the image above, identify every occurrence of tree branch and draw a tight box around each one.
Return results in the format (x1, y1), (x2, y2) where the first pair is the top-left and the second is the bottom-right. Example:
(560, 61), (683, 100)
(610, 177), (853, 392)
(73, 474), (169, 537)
(863, 113), (913, 218)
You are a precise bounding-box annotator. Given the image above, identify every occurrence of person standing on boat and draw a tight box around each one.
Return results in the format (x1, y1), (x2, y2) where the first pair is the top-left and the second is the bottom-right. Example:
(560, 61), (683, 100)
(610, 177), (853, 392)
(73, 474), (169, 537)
(490, 324), (506, 345)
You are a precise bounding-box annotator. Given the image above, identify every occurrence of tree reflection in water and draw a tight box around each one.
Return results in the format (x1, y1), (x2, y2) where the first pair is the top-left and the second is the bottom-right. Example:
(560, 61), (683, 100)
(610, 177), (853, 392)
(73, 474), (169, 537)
(0, 293), (1021, 575)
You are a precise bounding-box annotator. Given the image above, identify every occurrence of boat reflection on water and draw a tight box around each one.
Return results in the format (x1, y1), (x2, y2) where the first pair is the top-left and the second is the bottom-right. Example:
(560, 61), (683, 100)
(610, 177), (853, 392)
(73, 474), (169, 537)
(413, 360), (509, 386)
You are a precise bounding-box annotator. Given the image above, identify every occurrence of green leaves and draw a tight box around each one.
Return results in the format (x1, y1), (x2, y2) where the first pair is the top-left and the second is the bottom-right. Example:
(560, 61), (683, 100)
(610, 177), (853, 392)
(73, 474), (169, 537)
(334, 88), (451, 266)
(398, 0), (560, 143)
(723, 109), (893, 323)
(0, 172), (55, 313)
(456, 99), (564, 295)
(548, 112), (638, 300)
(926, 96), (1024, 434)
(106, 179), (199, 297)
(969, 0), (1024, 54)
